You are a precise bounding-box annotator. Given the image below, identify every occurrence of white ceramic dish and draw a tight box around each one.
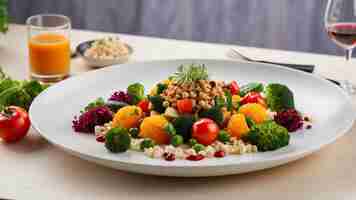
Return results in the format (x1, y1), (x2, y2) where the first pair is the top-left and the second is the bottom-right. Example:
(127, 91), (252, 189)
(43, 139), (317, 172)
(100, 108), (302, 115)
(76, 40), (133, 68)
(29, 59), (355, 177)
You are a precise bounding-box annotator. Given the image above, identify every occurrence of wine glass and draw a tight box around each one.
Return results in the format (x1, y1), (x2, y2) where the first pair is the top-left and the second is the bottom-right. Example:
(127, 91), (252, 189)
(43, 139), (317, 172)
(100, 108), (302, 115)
(325, 0), (356, 94)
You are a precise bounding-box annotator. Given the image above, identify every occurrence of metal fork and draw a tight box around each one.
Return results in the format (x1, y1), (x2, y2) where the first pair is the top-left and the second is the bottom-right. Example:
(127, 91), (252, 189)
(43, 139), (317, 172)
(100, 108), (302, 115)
(227, 48), (315, 73)
(227, 48), (356, 94)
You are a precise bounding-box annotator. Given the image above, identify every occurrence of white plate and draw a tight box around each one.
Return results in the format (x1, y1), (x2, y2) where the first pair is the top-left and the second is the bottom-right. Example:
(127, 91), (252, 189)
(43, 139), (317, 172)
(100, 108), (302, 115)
(29, 59), (355, 177)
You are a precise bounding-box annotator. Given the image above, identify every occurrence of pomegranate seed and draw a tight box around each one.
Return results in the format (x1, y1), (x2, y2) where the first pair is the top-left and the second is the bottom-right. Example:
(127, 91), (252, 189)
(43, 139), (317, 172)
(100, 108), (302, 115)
(164, 153), (176, 161)
(186, 154), (205, 161)
(96, 135), (105, 143)
(214, 150), (225, 158)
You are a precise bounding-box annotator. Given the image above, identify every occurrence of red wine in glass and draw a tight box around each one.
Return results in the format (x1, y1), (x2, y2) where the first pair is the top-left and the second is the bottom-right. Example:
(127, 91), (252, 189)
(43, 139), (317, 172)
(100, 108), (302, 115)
(327, 23), (356, 49)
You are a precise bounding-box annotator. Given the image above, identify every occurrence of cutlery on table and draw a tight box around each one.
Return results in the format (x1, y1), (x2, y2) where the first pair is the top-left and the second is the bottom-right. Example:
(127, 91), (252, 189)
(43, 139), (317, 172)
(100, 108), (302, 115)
(227, 48), (356, 94)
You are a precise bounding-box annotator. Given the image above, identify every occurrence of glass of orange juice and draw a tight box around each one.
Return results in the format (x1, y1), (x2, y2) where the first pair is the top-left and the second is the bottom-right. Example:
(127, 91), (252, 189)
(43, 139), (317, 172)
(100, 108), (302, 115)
(26, 14), (71, 83)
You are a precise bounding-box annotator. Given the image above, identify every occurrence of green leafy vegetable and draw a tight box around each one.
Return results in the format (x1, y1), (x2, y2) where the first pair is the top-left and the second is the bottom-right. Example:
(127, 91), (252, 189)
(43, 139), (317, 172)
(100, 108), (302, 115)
(193, 143), (205, 153)
(171, 135), (183, 147)
(199, 106), (224, 125)
(225, 90), (233, 111)
(105, 100), (129, 113)
(164, 122), (176, 136)
(173, 115), (195, 142)
(148, 95), (165, 113)
(0, 0), (8, 33)
(140, 138), (155, 150)
(217, 130), (230, 143)
(240, 82), (264, 97)
(214, 96), (225, 108)
(265, 83), (295, 111)
(83, 97), (105, 112)
(0, 68), (48, 111)
(169, 64), (209, 84)
(127, 83), (145, 104)
(242, 121), (290, 152)
(156, 83), (167, 95)
(245, 116), (256, 128)
(188, 138), (198, 147)
(105, 127), (131, 153)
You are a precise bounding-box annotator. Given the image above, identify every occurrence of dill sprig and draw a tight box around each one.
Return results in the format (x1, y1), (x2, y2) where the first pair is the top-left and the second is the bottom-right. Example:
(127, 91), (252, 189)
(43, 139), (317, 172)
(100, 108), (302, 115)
(169, 64), (209, 84)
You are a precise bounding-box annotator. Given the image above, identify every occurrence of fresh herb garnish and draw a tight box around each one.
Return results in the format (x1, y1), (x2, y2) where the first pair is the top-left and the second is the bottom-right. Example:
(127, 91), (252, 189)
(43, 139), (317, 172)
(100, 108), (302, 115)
(169, 64), (209, 84)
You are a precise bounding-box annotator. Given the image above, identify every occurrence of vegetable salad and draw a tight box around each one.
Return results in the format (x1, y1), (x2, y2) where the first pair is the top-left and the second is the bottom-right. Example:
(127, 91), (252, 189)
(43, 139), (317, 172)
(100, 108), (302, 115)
(72, 64), (312, 161)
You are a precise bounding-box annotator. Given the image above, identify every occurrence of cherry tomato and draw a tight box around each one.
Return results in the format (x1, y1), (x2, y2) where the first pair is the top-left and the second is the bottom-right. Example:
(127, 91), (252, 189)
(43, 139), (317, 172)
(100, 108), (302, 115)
(240, 92), (267, 107)
(192, 118), (219, 145)
(230, 81), (240, 95)
(137, 99), (150, 113)
(0, 106), (31, 143)
(177, 99), (193, 113)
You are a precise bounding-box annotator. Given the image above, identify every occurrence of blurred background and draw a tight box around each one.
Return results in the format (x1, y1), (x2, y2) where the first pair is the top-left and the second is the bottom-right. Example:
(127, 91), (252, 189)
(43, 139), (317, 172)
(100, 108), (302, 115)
(9, 0), (341, 55)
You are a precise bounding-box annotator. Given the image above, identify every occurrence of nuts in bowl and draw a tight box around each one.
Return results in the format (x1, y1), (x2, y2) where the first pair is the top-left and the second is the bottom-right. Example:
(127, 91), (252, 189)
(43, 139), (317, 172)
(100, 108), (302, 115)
(76, 37), (133, 67)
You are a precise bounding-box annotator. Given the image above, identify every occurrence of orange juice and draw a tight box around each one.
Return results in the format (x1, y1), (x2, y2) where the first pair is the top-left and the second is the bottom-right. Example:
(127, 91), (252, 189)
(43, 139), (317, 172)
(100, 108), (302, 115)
(29, 33), (70, 76)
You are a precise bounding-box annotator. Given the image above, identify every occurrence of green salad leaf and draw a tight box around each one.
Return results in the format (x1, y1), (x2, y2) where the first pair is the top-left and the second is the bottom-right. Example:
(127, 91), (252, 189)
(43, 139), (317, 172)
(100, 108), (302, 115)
(127, 83), (145, 104)
(0, 67), (48, 111)
(240, 82), (264, 97)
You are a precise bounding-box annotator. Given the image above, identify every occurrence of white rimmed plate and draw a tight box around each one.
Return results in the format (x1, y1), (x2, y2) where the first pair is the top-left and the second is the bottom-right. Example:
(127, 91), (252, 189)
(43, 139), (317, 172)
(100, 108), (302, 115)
(29, 59), (355, 177)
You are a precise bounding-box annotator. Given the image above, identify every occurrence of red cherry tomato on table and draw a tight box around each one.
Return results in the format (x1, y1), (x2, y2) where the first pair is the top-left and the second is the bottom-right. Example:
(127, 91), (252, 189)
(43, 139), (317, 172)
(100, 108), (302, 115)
(240, 92), (267, 108)
(230, 81), (240, 95)
(192, 118), (220, 145)
(137, 99), (150, 113)
(177, 99), (193, 113)
(0, 106), (31, 143)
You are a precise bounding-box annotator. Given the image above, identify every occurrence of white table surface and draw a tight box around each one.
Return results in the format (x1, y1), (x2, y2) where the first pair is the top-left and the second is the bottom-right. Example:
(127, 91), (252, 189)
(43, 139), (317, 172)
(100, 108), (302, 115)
(1, 24), (356, 200)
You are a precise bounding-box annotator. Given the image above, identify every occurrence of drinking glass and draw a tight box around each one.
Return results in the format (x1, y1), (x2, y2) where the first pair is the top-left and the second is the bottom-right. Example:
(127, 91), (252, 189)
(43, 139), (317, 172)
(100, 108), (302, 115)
(26, 14), (71, 83)
(325, 0), (356, 94)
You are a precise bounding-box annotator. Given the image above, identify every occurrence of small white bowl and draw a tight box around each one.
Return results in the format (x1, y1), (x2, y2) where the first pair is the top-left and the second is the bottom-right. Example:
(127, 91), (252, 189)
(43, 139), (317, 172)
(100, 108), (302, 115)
(76, 40), (133, 68)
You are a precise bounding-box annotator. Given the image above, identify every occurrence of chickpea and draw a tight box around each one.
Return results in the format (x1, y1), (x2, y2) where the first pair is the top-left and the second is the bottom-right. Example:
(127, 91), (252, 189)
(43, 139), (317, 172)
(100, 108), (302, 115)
(163, 101), (170, 107)
(199, 100), (207, 107)
(190, 91), (197, 98)
(182, 92), (189, 98)
(203, 87), (210, 93)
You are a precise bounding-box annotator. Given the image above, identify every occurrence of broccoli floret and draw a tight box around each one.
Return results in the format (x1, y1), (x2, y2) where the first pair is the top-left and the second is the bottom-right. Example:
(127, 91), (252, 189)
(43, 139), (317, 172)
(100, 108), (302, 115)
(127, 83), (145, 104)
(199, 106), (224, 125)
(173, 115), (195, 142)
(105, 127), (131, 153)
(217, 130), (230, 143)
(242, 121), (290, 151)
(240, 82), (264, 97)
(140, 139), (155, 150)
(265, 83), (295, 112)
(193, 143), (205, 153)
